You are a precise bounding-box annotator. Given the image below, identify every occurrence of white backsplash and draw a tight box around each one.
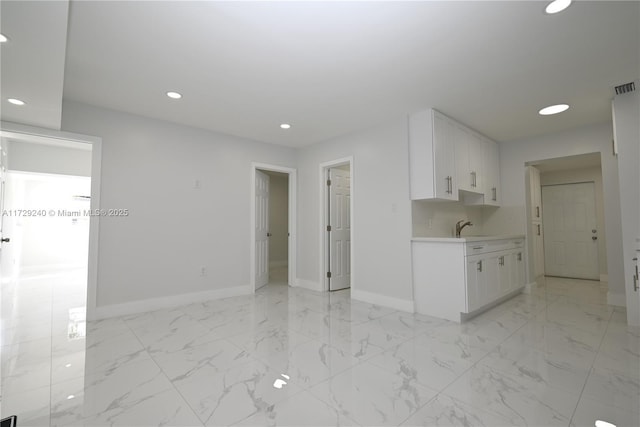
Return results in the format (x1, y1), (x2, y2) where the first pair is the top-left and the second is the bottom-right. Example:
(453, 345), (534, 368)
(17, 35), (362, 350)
(412, 200), (487, 237)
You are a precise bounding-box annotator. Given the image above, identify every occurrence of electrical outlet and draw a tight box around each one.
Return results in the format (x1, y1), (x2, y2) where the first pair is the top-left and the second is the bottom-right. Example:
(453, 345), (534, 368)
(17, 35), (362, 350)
(194, 179), (201, 189)
(200, 267), (206, 276)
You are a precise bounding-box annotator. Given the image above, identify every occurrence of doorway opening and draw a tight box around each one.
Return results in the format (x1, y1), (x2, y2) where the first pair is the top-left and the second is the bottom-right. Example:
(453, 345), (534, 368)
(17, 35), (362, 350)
(250, 163), (296, 292)
(0, 132), (99, 352)
(525, 153), (607, 290)
(320, 157), (353, 292)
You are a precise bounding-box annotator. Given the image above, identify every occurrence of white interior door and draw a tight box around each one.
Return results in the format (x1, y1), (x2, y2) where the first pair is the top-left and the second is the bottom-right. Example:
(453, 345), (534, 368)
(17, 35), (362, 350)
(542, 182), (599, 280)
(255, 170), (269, 289)
(327, 167), (350, 291)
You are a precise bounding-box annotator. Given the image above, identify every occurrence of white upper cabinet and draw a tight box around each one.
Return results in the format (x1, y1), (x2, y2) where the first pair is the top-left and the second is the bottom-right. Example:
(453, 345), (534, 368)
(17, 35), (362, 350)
(409, 109), (457, 201)
(410, 108), (500, 205)
(469, 132), (484, 193)
(529, 166), (542, 219)
(454, 125), (470, 192)
(456, 126), (484, 194)
(482, 138), (500, 206)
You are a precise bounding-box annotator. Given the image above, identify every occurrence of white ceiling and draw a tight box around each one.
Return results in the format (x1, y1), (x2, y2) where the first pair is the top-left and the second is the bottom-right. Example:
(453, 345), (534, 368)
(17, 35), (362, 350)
(2, 1), (639, 147)
(0, 0), (69, 129)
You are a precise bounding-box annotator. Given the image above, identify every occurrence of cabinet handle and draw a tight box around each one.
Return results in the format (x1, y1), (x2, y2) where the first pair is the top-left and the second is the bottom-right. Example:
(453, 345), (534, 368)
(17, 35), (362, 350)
(471, 171), (476, 188)
(537, 224), (541, 236)
(536, 206), (540, 218)
(477, 260), (482, 272)
(492, 187), (497, 201)
(445, 176), (451, 194)
(449, 176), (453, 194)
(517, 252), (522, 261)
(472, 246), (484, 250)
(498, 256), (504, 266)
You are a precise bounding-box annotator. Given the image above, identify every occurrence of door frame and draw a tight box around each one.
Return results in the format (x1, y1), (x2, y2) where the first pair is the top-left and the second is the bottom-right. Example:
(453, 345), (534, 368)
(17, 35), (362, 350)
(249, 162), (297, 291)
(0, 121), (102, 321)
(319, 156), (354, 292)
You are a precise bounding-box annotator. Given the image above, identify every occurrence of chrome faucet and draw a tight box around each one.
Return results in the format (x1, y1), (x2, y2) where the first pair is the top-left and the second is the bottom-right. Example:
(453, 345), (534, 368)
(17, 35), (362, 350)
(455, 220), (473, 238)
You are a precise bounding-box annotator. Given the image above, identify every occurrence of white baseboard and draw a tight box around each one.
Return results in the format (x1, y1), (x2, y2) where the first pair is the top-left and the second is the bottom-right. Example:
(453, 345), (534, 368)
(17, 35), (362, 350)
(91, 285), (253, 320)
(607, 291), (626, 307)
(295, 278), (323, 292)
(269, 260), (288, 268)
(351, 289), (414, 313)
(599, 274), (609, 283)
(522, 281), (538, 293)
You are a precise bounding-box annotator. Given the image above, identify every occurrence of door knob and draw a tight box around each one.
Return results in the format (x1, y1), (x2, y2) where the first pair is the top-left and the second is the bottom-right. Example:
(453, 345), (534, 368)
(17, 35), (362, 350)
(592, 236), (597, 240)
(267, 233), (272, 237)
(1, 237), (9, 243)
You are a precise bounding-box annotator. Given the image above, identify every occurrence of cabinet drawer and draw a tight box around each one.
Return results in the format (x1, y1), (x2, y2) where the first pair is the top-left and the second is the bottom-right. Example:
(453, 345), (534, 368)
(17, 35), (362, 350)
(466, 239), (524, 255)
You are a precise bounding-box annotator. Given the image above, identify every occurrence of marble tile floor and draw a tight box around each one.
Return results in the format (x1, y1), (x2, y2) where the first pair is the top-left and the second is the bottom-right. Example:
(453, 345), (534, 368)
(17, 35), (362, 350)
(1, 274), (638, 426)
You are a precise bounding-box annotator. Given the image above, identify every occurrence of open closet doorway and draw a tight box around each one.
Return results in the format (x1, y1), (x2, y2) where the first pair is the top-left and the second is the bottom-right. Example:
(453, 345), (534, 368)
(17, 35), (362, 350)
(321, 158), (353, 292)
(526, 153), (607, 283)
(250, 163), (297, 292)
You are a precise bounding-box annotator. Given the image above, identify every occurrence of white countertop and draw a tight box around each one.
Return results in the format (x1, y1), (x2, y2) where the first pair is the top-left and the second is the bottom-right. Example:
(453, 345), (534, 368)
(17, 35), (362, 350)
(412, 234), (525, 243)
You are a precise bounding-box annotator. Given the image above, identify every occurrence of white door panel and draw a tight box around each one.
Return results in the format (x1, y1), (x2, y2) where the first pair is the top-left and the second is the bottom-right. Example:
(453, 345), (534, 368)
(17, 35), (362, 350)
(542, 182), (599, 280)
(328, 168), (350, 291)
(255, 170), (269, 289)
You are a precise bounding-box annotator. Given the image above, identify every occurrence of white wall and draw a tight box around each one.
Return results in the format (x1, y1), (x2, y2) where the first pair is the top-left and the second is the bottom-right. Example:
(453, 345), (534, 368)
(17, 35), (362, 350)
(61, 101), (296, 310)
(296, 117), (414, 306)
(8, 140), (92, 177)
(267, 172), (288, 267)
(540, 166), (608, 277)
(412, 200), (486, 238)
(612, 87), (640, 326)
(487, 122), (625, 304)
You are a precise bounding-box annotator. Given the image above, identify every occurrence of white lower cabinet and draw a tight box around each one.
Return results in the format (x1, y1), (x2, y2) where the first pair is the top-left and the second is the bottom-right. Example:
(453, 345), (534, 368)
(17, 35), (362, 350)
(465, 255), (485, 312)
(412, 236), (526, 322)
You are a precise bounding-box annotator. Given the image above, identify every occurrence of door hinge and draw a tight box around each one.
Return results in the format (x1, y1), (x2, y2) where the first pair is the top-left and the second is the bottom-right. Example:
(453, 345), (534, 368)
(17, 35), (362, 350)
(326, 225), (331, 232)
(326, 271), (332, 278)
(326, 179), (332, 186)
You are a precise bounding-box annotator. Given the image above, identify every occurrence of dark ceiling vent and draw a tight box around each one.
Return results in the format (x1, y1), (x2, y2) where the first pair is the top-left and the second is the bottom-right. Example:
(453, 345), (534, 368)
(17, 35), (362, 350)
(614, 81), (635, 95)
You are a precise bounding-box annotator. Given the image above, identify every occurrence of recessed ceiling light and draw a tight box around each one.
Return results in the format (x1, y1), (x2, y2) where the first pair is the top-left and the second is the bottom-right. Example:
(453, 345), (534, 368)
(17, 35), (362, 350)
(0, 34), (8, 43)
(595, 421), (616, 427)
(545, 0), (572, 14)
(538, 104), (569, 115)
(7, 98), (25, 106)
(280, 123), (291, 129)
(67, 395), (75, 400)
(166, 91), (182, 99)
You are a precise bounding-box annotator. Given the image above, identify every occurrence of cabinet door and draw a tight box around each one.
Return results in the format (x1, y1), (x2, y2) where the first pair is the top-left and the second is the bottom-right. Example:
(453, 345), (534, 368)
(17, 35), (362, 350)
(531, 222), (545, 278)
(481, 253), (500, 304)
(455, 125), (471, 192)
(483, 140), (500, 206)
(530, 166), (542, 220)
(468, 132), (483, 193)
(497, 252), (511, 295)
(433, 112), (457, 200)
(466, 256), (487, 312)
(515, 250), (526, 287)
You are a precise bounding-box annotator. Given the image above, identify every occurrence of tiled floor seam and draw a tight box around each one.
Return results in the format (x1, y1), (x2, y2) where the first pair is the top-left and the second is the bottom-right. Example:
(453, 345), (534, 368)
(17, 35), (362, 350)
(567, 304), (616, 426)
(120, 315), (206, 426)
